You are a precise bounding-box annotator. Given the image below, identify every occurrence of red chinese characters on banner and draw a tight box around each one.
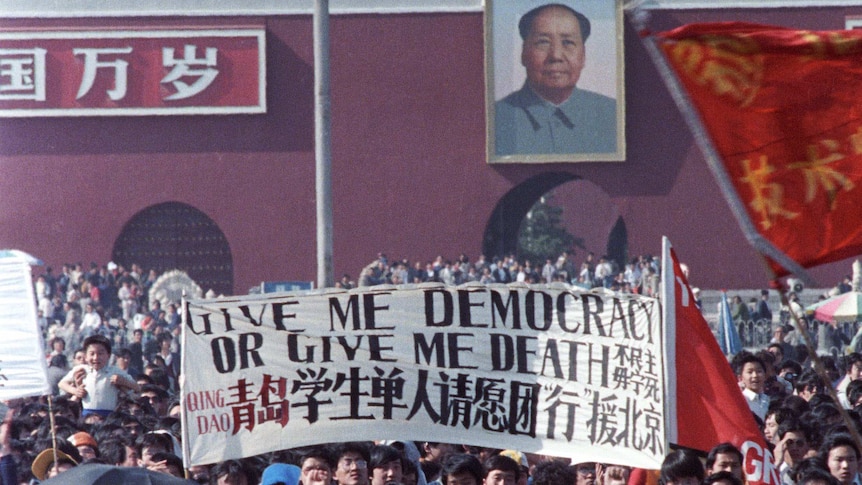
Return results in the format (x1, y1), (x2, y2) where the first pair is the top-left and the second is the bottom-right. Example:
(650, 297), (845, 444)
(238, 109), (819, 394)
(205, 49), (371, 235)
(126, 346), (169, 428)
(0, 29), (265, 116)
(657, 23), (862, 275)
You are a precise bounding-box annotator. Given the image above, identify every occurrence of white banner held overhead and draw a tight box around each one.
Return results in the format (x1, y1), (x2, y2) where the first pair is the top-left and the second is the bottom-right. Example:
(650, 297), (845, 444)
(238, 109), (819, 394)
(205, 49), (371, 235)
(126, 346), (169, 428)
(0, 254), (50, 400)
(181, 283), (666, 467)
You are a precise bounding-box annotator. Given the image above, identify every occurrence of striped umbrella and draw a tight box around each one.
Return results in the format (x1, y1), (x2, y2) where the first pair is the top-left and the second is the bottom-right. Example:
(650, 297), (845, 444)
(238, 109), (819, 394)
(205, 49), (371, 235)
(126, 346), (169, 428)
(806, 291), (862, 324)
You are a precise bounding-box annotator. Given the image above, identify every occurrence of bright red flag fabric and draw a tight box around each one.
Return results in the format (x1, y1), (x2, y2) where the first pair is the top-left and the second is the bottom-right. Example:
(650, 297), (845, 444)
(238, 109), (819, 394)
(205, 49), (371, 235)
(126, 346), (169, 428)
(657, 22), (862, 276)
(667, 243), (778, 485)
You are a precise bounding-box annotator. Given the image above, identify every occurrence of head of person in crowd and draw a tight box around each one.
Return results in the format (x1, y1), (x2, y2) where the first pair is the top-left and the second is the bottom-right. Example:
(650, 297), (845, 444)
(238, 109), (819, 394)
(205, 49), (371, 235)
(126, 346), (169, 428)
(263, 463), (302, 485)
(822, 356), (843, 384)
(138, 430), (175, 468)
(531, 460), (575, 485)
(298, 446), (334, 485)
(50, 336), (66, 354)
(705, 443), (743, 480)
(114, 347), (131, 371)
(418, 441), (456, 464)
(31, 445), (80, 481)
(73, 347), (86, 366)
(82, 334), (113, 371)
(766, 343), (785, 366)
(422, 460), (443, 484)
(764, 406), (794, 445)
(795, 370), (826, 401)
(703, 471), (744, 485)
(848, 380), (862, 410)
(370, 444), (405, 485)
(149, 451), (185, 478)
(732, 352), (766, 394)
(809, 402), (843, 428)
(140, 384), (170, 416)
(483, 454), (520, 485)
(331, 442), (371, 485)
(573, 462), (597, 485)
(211, 459), (260, 485)
(778, 418), (811, 469)
(819, 433), (861, 485)
(841, 353), (862, 376)
(659, 449), (704, 485)
(797, 467), (842, 485)
(780, 360), (804, 384)
(68, 430), (99, 461)
(188, 464), (213, 484)
(99, 435), (140, 467)
(441, 453), (485, 485)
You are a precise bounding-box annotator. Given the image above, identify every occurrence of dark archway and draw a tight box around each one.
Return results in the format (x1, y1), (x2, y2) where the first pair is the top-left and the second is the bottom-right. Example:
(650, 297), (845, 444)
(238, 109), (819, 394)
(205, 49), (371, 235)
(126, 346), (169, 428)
(112, 202), (234, 296)
(483, 173), (631, 274)
(482, 172), (578, 259)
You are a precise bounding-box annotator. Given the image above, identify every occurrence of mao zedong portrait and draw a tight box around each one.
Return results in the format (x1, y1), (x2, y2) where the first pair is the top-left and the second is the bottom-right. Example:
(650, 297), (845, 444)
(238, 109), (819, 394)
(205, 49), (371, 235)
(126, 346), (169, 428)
(495, 3), (617, 156)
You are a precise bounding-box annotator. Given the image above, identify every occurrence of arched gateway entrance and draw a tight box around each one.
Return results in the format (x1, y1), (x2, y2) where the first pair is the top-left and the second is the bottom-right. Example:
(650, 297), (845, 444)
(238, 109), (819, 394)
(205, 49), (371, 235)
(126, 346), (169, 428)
(112, 202), (234, 296)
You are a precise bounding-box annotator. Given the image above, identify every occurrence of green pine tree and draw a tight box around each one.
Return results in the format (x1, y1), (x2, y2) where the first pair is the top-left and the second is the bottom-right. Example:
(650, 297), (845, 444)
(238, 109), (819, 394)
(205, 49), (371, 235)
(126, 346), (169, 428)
(517, 192), (581, 264)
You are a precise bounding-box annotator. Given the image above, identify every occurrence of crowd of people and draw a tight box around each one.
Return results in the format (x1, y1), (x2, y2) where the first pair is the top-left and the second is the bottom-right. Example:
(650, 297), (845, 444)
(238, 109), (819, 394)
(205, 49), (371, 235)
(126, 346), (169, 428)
(5, 255), (862, 485)
(348, 251), (662, 297)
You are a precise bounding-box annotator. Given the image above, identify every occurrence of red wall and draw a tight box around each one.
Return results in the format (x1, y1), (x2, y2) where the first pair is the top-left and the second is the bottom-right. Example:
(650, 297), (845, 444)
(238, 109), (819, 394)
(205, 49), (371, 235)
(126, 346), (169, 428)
(1, 7), (860, 293)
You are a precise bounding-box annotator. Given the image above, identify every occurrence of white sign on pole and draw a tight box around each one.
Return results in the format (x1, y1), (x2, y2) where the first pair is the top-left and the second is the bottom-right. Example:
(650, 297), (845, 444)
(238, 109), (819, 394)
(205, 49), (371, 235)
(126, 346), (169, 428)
(0, 254), (50, 400)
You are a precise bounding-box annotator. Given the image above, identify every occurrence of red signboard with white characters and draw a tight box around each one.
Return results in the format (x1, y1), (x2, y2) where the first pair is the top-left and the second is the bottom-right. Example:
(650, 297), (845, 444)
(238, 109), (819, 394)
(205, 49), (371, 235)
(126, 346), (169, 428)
(0, 29), (266, 116)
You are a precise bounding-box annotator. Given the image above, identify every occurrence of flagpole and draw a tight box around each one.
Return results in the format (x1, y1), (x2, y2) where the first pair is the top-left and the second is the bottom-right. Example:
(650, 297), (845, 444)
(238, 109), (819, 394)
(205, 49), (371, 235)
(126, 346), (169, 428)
(661, 236), (678, 445)
(625, 6), (815, 285)
(772, 275), (862, 453)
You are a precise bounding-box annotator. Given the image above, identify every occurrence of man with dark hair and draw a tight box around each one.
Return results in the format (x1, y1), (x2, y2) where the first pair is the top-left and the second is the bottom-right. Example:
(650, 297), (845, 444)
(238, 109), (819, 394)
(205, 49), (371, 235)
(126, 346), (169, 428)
(211, 459), (260, 485)
(370, 444), (404, 485)
(573, 462), (597, 485)
(836, 353), (862, 408)
(703, 471), (743, 485)
(299, 446), (334, 485)
(794, 370), (826, 402)
(819, 433), (861, 485)
(731, 351), (769, 420)
(441, 453), (485, 485)
(495, 3), (616, 156)
(775, 419), (810, 484)
(847, 379), (862, 409)
(483, 454), (520, 485)
(705, 443), (743, 481)
(659, 449), (704, 485)
(331, 442), (371, 485)
(531, 461), (575, 485)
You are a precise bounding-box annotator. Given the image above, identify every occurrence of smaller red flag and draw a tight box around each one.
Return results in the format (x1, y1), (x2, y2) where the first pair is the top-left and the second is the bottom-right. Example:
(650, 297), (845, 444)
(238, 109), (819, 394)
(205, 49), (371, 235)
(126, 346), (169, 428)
(664, 238), (779, 485)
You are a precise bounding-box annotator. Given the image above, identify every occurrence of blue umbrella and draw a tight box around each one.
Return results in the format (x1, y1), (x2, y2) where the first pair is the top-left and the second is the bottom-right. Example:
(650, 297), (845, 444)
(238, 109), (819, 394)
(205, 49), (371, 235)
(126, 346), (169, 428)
(717, 291), (743, 355)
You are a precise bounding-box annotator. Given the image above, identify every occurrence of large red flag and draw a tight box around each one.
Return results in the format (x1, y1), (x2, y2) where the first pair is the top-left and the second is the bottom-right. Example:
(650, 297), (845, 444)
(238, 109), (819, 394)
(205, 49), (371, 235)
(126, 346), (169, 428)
(656, 23), (862, 277)
(662, 237), (779, 485)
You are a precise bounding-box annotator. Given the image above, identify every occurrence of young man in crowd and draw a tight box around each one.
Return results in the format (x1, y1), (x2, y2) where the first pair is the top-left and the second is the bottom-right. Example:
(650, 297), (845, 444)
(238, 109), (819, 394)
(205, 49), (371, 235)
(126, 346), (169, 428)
(732, 352), (769, 421)
(332, 442), (371, 485)
(441, 453), (485, 485)
(705, 443), (743, 481)
(483, 454), (520, 485)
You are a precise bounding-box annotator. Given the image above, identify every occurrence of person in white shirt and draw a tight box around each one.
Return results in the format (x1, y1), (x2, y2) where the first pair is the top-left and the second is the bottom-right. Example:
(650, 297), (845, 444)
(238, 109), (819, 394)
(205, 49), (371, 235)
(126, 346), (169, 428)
(732, 351), (769, 421)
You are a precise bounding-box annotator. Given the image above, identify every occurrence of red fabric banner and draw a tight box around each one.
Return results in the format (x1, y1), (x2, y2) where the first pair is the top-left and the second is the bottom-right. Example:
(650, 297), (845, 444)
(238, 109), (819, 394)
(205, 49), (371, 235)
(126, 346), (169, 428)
(669, 245), (778, 485)
(658, 22), (862, 275)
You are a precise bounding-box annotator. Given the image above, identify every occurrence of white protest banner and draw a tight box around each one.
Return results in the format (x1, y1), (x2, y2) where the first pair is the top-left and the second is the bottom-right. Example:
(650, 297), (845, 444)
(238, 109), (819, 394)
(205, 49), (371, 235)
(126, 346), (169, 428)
(0, 253), (50, 400)
(181, 283), (666, 467)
